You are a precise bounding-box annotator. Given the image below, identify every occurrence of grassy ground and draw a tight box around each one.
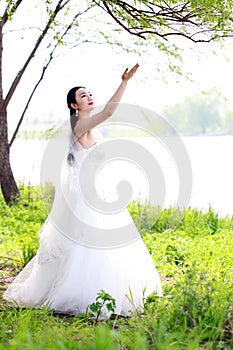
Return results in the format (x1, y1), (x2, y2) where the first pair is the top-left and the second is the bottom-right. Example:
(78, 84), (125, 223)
(0, 184), (232, 349)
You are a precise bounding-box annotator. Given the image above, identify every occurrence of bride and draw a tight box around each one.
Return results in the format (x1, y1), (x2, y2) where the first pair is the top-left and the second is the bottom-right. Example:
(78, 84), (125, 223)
(3, 64), (162, 317)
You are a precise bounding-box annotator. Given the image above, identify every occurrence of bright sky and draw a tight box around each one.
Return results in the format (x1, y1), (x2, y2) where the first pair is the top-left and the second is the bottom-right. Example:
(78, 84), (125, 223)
(2, 0), (233, 128)
(7, 40), (233, 129)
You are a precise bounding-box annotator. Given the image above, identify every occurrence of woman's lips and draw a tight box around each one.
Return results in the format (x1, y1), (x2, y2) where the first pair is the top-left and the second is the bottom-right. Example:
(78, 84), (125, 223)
(88, 102), (94, 106)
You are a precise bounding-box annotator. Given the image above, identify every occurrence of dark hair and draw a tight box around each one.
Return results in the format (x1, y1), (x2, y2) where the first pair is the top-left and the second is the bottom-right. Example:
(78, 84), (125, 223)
(67, 86), (85, 114)
(67, 86), (84, 166)
(67, 86), (85, 131)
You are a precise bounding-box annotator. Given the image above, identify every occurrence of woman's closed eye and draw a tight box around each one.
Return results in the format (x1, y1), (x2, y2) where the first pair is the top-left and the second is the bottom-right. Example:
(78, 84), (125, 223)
(80, 93), (92, 98)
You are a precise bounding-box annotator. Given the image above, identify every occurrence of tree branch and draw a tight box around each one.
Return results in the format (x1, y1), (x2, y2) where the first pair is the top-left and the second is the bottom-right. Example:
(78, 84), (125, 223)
(3, 0), (68, 110)
(1, 0), (24, 26)
(3, 26), (42, 35)
(101, 1), (146, 39)
(95, 0), (233, 43)
(9, 9), (82, 147)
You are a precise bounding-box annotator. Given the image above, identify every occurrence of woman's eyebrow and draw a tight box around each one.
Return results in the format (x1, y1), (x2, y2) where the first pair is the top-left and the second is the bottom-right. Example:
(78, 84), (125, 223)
(77, 89), (86, 96)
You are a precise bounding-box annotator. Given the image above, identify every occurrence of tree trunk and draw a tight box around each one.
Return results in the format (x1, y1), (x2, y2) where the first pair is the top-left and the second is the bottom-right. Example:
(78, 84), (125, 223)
(0, 21), (19, 204)
(0, 106), (20, 204)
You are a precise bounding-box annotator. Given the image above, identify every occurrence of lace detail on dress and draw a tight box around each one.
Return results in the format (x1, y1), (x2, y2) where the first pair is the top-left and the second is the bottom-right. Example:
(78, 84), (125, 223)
(37, 220), (67, 265)
(37, 244), (64, 265)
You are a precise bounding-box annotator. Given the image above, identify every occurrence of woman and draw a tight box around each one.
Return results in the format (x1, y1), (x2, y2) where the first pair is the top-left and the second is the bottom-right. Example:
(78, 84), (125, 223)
(3, 64), (162, 317)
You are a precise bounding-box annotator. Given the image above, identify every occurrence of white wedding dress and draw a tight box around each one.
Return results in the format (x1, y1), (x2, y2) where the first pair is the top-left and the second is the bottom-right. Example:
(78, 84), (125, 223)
(3, 129), (162, 316)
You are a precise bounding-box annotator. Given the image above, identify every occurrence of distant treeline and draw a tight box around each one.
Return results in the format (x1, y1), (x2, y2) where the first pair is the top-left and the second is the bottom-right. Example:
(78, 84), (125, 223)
(163, 89), (233, 135)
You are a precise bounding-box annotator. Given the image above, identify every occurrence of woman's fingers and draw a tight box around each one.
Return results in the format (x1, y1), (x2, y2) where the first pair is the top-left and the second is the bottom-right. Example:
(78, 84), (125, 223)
(129, 63), (139, 75)
(122, 64), (139, 80)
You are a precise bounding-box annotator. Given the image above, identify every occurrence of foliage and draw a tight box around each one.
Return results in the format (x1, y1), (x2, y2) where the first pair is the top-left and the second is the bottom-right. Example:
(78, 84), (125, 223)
(95, 0), (233, 43)
(0, 186), (233, 349)
(221, 109), (233, 134)
(163, 88), (231, 135)
(88, 290), (116, 324)
(0, 183), (47, 267)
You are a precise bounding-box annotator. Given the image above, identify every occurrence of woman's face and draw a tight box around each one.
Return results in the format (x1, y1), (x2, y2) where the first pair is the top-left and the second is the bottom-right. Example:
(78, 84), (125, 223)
(74, 88), (94, 111)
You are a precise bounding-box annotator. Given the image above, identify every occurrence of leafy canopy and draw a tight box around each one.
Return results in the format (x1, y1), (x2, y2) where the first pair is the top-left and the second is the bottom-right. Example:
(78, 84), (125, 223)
(94, 0), (233, 42)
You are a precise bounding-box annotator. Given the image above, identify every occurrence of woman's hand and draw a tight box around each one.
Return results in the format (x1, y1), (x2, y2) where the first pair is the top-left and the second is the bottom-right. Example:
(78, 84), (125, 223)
(122, 63), (139, 81)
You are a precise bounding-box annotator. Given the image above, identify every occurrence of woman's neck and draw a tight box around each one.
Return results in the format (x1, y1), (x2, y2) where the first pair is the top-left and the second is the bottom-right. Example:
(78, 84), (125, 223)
(78, 109), (91, 119)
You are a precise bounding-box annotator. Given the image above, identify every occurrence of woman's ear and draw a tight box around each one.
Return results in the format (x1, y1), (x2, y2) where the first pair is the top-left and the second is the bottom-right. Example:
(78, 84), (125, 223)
(70, 102), (78, 110)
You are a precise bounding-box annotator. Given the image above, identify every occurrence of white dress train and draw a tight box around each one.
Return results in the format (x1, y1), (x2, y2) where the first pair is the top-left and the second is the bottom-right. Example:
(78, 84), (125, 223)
(3, 130), (162, 316)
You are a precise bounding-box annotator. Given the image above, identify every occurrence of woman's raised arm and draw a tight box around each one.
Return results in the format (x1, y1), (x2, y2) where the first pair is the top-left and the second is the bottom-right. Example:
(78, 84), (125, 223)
(74, 64), (139, 138)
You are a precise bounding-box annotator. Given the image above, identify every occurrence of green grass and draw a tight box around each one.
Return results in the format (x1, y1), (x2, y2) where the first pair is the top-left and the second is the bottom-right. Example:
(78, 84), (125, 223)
(9, 125), (150, 140)
(0, 185), (233, 349)
(9, 126), (59, 141)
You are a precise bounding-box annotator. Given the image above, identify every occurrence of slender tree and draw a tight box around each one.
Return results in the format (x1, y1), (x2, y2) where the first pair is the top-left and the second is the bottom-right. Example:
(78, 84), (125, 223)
(0, 0), (24, 203)
(0, 0), (93, 204)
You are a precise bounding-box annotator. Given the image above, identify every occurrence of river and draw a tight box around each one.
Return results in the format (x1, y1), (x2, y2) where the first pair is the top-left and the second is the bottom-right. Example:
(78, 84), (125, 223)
(10, 136), (233, 217)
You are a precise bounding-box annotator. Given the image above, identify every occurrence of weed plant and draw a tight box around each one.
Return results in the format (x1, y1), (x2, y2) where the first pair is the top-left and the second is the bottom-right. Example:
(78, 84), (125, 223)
(0, 185), (232, 349)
